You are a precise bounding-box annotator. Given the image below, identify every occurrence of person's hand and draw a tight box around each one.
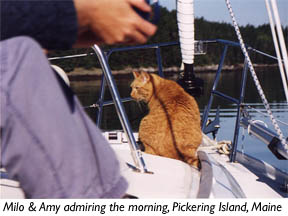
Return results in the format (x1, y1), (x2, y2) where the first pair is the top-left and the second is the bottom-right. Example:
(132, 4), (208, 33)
(73, 0), (157, 47)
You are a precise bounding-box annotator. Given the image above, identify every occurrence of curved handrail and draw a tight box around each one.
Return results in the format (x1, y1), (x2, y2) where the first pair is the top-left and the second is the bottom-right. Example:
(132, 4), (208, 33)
(48, 39), (287, 165)
(92, 44), (149, 173)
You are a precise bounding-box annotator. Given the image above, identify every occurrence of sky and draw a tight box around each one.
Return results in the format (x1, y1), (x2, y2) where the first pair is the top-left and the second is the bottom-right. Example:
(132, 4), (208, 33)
(159, 0), (288, 27)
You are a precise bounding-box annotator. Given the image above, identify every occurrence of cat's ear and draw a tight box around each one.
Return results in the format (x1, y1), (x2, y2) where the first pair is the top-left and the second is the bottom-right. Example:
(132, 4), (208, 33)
(140, 71), (150, 83)
(132, 71), (140, 78)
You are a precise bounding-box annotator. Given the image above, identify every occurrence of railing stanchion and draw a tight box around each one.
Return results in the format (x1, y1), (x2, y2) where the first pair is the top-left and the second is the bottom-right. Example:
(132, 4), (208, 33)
(92, 45), (148, 173)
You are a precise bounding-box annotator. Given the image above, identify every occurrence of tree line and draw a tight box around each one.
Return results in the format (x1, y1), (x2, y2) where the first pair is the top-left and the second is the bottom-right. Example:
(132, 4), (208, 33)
(49, 6), (288, 72)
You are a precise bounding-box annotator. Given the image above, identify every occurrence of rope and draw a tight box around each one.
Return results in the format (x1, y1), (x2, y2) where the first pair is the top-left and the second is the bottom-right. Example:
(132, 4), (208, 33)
(225, 0), (288, 151)
(241, 127), (245, 155)
(199, 134), (232, 155)
(217, 140), (232, 155)
(247, 105), (288, 127)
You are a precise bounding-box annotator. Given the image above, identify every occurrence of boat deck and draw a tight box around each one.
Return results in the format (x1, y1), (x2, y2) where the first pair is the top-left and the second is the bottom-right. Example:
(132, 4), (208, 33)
(205, 149), (286, 198)
(1, 133), (287, 199)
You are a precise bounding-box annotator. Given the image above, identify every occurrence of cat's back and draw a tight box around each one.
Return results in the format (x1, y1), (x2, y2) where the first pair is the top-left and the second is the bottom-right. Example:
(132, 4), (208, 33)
(154, 76), (200, 116)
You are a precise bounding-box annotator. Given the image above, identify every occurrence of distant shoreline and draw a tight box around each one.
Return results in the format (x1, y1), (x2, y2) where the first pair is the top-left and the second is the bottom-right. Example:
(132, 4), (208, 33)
(67, 64), (278, 81)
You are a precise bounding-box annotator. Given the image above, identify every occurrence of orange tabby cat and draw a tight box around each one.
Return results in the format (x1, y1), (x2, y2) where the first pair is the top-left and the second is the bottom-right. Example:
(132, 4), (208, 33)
(130, 71), (202, 167)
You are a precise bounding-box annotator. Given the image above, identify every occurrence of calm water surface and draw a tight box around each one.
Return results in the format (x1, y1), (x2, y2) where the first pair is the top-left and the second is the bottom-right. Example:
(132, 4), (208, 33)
(70, 68), (288, 173)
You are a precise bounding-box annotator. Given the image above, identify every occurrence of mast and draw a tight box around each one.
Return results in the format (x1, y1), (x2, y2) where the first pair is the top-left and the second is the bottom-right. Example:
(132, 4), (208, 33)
(265, 0), (288, 104)
(177, 0), (203, 97)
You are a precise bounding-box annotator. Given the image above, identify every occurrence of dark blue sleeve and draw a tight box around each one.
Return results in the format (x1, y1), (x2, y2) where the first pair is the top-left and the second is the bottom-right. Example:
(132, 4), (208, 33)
(0, 0), (78, 50)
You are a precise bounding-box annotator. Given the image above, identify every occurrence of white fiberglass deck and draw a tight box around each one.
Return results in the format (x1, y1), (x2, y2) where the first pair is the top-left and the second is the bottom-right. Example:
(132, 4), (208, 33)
(1, 132), (287, 198)
(107, 132), (287, 198)
(203, 149), (285, 198)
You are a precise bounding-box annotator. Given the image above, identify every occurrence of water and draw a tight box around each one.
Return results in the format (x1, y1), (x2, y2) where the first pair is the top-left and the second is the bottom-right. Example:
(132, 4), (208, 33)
(70, 68), (288, 173)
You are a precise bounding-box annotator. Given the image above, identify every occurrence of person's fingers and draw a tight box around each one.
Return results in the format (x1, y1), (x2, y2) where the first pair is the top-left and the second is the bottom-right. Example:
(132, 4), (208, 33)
(127, 31), (148, 44)
(128, 0), (152, 12)
(135, 18), (157, 37)
(73, 0), (157, 47)
(127, 0), (157, 37)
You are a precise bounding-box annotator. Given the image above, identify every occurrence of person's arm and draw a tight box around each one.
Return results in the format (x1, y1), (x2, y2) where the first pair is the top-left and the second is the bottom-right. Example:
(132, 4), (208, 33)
(73, 0), (157, 47)
(0, 0), (78, 50)
(1, 0), (157, 50)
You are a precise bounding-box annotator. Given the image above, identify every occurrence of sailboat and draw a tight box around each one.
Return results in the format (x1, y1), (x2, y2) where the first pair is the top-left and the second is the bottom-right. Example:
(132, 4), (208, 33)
(1, 0), (287, 198)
